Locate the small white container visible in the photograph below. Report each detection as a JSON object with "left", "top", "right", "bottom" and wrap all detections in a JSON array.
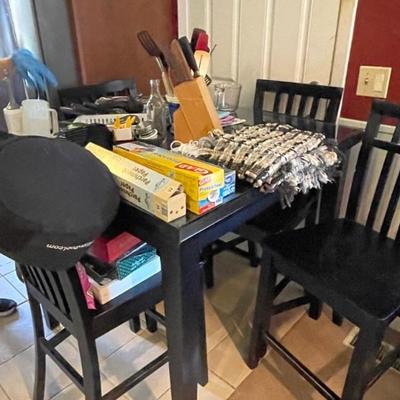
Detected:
[
  {"left": 21, "top": 99, "right": 59, "bottom": 137},
  {"left": 3, "top": 107, "right": 23, "bottom": 134},
  {"left": 113, "top": 127, "right": 133, "bottom": 142}
]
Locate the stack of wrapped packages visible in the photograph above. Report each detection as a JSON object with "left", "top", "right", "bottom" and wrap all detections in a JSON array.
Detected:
[
  {"left": 171, "top": 123, "right": 342, "bottom": 206},
  {"left": 80, "top": 232, "right": 160, "bottom": 305}
]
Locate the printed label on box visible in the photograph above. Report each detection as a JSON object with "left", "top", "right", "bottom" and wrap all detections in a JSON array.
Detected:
[{"left": 86, "top": 143, "right": 186, "bottom": 222}]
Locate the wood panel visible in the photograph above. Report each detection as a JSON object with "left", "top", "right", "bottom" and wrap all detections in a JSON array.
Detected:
[
  {"left": 69, "top": 0, "right": 177, "bottom": 94},
  {"left": 303, "top": 0, "right": 341, "bottom": 84},
  {"left": 269, "top": 0, "right": 305, "bottom": 82},
  {"left": 178, "top": 0, "right": 355, "bottom": 109},
  {"left": 238, "top": 0, "right": 272, "bottom": 107}
]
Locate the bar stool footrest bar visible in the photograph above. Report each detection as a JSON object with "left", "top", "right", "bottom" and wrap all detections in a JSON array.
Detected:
[{"left": 264, "top": 333, "right": 340, "bottom": 400}]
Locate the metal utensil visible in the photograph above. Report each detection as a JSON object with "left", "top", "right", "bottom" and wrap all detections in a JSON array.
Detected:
[{"left": 137, "top": 31, "right": 174, "bottom": 96}]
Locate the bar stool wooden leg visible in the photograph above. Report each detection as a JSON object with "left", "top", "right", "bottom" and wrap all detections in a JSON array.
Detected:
[
  {"left": 342, "top": 322, "right": 385, "bottom": 400},
  {"left": 247, "top": 255, "right": 277, "bottom": 369},
  {"left": 130, "top": 316, "right": 142, "bottom": 333},
  {"left": 145, "top": 308, "right": 158, "bottom": 333},
  {"left": 248, "top": 240, "right": 259, "bottom": 267},
  {"left": 30, "top": 297, "right": 46, "bottom": 400},
  {"left": 79, "top": 336, "right": 101, "bottom": 400},
  {"left": 332, "top": 311, "right": 344, "bottom": 326},
  {"left": 308, "top": 294, "right": 323, "bottom": 320}
]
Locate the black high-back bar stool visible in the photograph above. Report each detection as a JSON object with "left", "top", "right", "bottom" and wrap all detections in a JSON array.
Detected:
[
  {"left": 21, "top": 262, "right": 165, "bottom": 400},
  {"left": 204, "top": 79, "right": 344, "bottom": 325},
  {"left": 248, "top": 99, "right": 400, "bottom": 400},
  {"left": 204, "top": 79, "right": 343, "bottom": 286},
  {"left": 253, "top": 78, "right": 343, "bottom": 135}
]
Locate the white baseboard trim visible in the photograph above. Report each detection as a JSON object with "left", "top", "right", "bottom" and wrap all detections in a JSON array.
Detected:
[{"left": 340, "top": 117, "right": 395, "bottom": 135}]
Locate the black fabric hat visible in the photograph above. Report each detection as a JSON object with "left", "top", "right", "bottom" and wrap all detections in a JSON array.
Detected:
[{"left": 0, "top": 132, "right": 120, "bottom": 270}]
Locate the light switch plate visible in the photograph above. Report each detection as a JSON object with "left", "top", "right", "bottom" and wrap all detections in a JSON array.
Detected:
[{"left": 356, "top": 66, "right": 392, "bottom": 98}]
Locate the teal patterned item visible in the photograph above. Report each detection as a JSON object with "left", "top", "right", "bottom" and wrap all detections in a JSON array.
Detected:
[{"left": 116, "top": 244, "right": 157, "bottom": 279}]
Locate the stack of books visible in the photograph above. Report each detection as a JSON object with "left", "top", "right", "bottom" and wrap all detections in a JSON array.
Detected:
[{"left": 81, "top": 232, "right": 161, "bottom": 305}]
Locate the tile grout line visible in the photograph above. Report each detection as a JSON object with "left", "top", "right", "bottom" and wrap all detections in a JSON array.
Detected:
[
  {"left": 0, "top": 383, "right": 10, "bottom": 400},
  {"left": 0, "top": 263, "right": 16, "bottom": 276},
  {"left": 206, "top": 331, "right": 229, "bottom": 354},
  {"left": 156, "top": 387, "right": 170, "bottom": 399},
  {"left": 47, "top": 373, "right": 112, "bottom": 400},
  {"left": 277, "top": 309, "right": 307, "bottom": 342},
  {"left": 0, "top": 343, "right": 34, "bottom": 368},
  {"left": 209, "top": 369, "right": 237, "bottom": 391},
  {"left": 97, "top": 331, "right": 145, "bottom": 366},
  {"left": 2, "top": 273, "right": 28, "bottom": 301},
  {"left": 205, "top": 311, "right": 308, "bottom": 393}
]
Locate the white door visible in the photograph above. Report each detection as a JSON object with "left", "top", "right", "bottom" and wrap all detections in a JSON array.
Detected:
[{"left": 178, "top": 0, "right": 358, "bottom": 108}]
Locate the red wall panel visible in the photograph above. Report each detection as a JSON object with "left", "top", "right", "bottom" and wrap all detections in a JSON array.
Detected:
[
  {"left": 341, "top": 0, "right": 400, "bottom": 121},
  {"left": 69, "top": 0, "right": 177, "bottom": 95}
]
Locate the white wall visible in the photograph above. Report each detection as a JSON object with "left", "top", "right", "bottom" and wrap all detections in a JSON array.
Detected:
[
  {"left": 9, "top": 0, "right": 79, "bottom": 88},
  {"left": 9, "top": 0, "right": 42, "bottom": 59},
  {"left": 178, "top": 0, "right": 358, "bottom": 108}
]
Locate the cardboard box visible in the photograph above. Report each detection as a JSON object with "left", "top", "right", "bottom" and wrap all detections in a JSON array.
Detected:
[
  {"left": 90, "top": 232, "right": 142, "bottom": 263},
  {"left": 114, "top": 142, "right": 224, "bottom": 215},
  {"left": 223, "top": 168, "right": 236, "bottom": 198},
  {"left": 90, "top": 254, "right": 161, "bottom": 305},
  {"left": 86, "top": 143, "right": 186, "bottom": 222}
]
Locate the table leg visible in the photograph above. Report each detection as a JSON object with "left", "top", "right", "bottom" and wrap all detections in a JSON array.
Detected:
[
  {"left": 160, "top": 241, "right": 208, "bottom": 400},
  {"left": 197, "top": 261, "right": 208, "bottom": 386}
]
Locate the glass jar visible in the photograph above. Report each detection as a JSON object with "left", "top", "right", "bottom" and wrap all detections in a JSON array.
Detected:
[{"left": 211, "top": 80, "right": 242, "bottom": 112}]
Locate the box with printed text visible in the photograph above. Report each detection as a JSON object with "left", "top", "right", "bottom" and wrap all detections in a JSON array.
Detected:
[
  {"left": 86, "top": 143, "right": 186, "bottom": 222},
  {"left": 114, "top": 142, "right": 225, "bottom": 215}
]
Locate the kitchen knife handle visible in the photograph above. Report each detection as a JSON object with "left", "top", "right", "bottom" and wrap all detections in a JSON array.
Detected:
[
  {"left": 178, "top": 36, "right": 199, "bottom": 77},
  {"left": 169, "top": 39, "right": 194, "bottom": 86}
]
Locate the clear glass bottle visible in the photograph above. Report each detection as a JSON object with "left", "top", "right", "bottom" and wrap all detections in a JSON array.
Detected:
[{"left": 145, "top": 79, "right": 168, "bottom": 145}]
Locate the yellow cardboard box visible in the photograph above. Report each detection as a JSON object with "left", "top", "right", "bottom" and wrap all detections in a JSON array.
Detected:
[
  {"left": 114, "top": 142, "right": 224, "bottom": 215},
  {"left": 86, "top": 143, "right": 186, "bottom": 222}
]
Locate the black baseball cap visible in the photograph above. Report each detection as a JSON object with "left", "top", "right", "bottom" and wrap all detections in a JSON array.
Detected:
[{"left": 0, "top": 132, "right": 120, "bottom": 270}]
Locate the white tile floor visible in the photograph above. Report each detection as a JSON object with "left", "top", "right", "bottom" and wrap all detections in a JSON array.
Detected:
[{"left": 0, "top": 252, "right": 305, "bottom": 400}]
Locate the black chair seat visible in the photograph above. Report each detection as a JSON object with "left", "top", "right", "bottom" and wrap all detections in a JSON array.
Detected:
[
  {"left": 249, "top": 100, "right": 400, "bottom": 400},
  {"left": 266, "top": 219, "right": 400, "bottom": 322}
]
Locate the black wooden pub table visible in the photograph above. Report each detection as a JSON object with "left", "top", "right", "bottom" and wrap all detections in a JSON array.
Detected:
[
  {"left": 115, "top": 184, "right": 280, "bottom": 399},
  {"left": 113, "top": 114, "right": 361, "bottom": 400}
]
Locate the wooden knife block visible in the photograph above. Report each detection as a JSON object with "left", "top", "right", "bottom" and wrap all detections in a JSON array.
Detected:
[{"left": 173, "top": 76, "right": 222, "bottom": 142}]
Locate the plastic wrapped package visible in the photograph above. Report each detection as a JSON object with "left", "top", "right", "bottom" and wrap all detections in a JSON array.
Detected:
[{"left": 170, "top": 123, "right": 342, "bottom": 207}]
